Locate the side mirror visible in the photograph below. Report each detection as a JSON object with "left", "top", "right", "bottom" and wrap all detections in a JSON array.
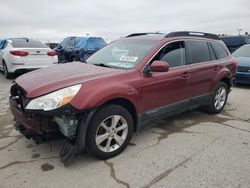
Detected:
[{"left": 150, "top": 60, "right": 169, "bottom": 72}]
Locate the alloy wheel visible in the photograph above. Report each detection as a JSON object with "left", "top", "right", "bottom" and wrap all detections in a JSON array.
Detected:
[
  {"left": 214, "top": 87, "right": 227, "bottom": 110},
  {"left": 95, "top": 115, "right": 128, "bottom": 153}
]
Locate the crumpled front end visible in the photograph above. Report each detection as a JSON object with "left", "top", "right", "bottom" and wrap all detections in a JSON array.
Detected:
[{"left": 9, "top": 83, "right": 82, "bottom": 143}]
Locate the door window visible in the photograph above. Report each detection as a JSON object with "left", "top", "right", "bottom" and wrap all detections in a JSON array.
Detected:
[
  {"left": 66, "top": 39, "right": 75, "bottom": 48},
  {"left": 153, "top": 41, "right": 186, "bottom": 68},
  {"left": 86, "top": 38, "right": 106, "bottom": 49},
  {"left": 187, "top": 40, "right": 210, "bottom": 64}
]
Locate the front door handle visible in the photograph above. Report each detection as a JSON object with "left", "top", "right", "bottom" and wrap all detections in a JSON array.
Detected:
[{"left": 181, "top": 72, "right": 190, "bottom": 78}]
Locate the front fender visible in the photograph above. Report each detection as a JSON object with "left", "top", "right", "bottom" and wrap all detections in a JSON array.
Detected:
[{"left": 70, "top": 81, "right": 141, "bottom": 113}]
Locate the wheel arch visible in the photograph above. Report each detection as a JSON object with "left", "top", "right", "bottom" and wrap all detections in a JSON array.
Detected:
[
  {"left": 101, "top": 97, "right": 138, "bottom": 132},
  {"left": 220, "top": 77, "right": 231, "bottom": 90}
]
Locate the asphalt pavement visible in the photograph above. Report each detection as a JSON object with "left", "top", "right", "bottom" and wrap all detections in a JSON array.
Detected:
[{"left": 0, "top": 73, "right": 249, "bottom": 188}]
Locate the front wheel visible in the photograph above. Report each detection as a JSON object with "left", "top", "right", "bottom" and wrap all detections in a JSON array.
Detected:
[
  {"left": 205, "top": 82, "right": 229, "bottom": 113},
  {"left": 86, "top": 104, "right": 134, "bottom": 159}
]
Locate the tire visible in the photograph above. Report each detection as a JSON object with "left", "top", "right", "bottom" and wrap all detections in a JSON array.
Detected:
[
  {"left": 205, "top": 82, "right": 229, "bottom": 114},
  {"left": 3, "top": 61, "right": 12, "bottom": 79},
  {"left": 71, "top": 57, "right": 77, "bottom": 62},
  {"left": 86, "top": 104, "right": 134, "bottom": 159}
]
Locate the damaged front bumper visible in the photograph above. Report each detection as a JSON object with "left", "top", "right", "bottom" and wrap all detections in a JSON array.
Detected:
[
  {"left": 9, "top": 83, "right": 95, "bottom": 164},
  {"left": 9, "top": 95, "right": 84, "bottom": 143}
]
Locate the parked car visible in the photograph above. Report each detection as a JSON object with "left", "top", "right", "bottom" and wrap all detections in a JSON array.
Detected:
[
  {"left": 10, "top": 31, "right": 236, "bottom": 163},
  {"left": 0, "top": 38, "right": 58, "bottom": 78},
  {"left": 54, "top": 36, "right": 78, "bottom": 63},
  {"left": 232, "top": 44, "right": 250, "bottom": 84},
  {"left": 220, "top": 35, "right": 250, "bottom": 53},
  {"left": 78, "top": 37, "right": 107, "bottom": 62},
  {"left": 55, "top": 36, "right": 106, "bottom": 63}
]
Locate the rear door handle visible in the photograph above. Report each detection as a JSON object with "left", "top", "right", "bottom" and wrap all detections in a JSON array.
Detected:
[{"left": 181, "top": 72, "right": 190, "bottom": 78}]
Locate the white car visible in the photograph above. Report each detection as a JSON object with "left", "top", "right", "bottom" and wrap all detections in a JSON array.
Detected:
[{"left": 0, "top": 38, "right": 58, "bottom": 78}]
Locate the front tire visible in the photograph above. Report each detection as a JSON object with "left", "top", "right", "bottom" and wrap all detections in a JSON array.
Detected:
[
  {"left": 86, "top": 104, "right": 134, "bottom": 159},
  {"left": 205, "top": 82, "right": 229, "bottom": 113}
]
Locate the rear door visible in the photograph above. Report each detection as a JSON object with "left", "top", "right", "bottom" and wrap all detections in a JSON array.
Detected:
[
  {"left": 186, "top": 40, "right": 217, "bottom": 105},
  {"left": 142, "top": 41, "right": 192, "bottom": 121}
]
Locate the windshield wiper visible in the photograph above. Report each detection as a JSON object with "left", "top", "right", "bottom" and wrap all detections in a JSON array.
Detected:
[{"left": 93, "top": 63, "right": 111, "bottom": 68}]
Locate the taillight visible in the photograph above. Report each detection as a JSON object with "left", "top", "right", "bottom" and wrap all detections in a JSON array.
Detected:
[
  {"left": 47, "top": 51, "right": 57, "bottom": 56},
  {"left": 10, "top": 50, "right": 29, "bottom": 57}
]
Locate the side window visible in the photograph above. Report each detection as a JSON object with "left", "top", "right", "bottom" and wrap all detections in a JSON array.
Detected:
[
  {"left": 66, "top": 39, "right": 75, "bottom": 48},
  {"left": 154, "top": 41, "right": 186, "bottom": 68},
  {"left": 211, "top": 42, "right": 228, "bottom": 59},
  {"left": 208, "top": 43, "right": 216, "bottom": 60},
  {"left": 187, "top": 40, "right": 210, "bottom": 64},
  {"left": 86, "top": 38, "right": 106, "bottom": 49},
  {"left": 60, "top": 39, "right": 68, "bottom": 48}
]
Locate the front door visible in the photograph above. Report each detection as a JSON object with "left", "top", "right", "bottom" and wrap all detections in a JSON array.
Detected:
[{"left": 142, "top": 41, "right": 192, "bottom": 122}]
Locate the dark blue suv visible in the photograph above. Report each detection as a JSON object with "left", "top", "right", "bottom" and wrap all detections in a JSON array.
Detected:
[
  {"left": 220, "top": 35, "right": 250, "bottom": 53},
  {"left": 55, "top": 36, "right": 106, "bottom": 63}
]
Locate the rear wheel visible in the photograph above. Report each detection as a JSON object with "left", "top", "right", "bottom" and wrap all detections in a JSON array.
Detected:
[
  {"left": 2, "top": 61, "right": 12, "bottom": 79},
  {"left": 205, "top": 82, "right": 229, "bottom": 113},
  {"left": 86, "top": 104, "right": 133, "bottom": 159}
]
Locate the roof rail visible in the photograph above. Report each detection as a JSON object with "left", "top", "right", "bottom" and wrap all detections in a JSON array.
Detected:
[
  {"left": 126, "top": 32, "right": 164, "bottom": 38},
  {"left": 165, "top": 31, "right": 219, "bottom": 40}
]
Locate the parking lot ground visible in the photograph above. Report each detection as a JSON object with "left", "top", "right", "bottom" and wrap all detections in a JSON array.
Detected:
[{"left": 0, "top": 73, "right": 250, "bottom": 188}]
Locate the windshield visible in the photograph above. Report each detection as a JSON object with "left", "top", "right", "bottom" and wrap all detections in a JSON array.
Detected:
[
  {"left": 86, "top": 39, "right": 158, "bottom": 69},
  {"left": 233, "top": 45, "right": 250, "bottom": 58}
]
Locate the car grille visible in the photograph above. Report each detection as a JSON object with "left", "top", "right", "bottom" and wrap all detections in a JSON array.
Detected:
[
  {"left": 10, "top": 84, "right": 29, "bottom": 111},
  {"left": 237, "top": 66, "right": 250, "bottom": 72}
]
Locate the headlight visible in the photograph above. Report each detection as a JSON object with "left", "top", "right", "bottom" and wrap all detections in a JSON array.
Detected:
[{"left": 25, "top": 84, "right": 82, "bottom": 111}]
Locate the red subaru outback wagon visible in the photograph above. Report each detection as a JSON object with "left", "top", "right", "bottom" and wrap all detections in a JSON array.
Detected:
[{"left": 10, "top": 31, "right": 236, "bottom": 162}]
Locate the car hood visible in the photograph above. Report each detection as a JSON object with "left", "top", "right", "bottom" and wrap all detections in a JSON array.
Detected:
[
  {"left": 235, "top": 57, "right": 250, "bottom": 67},
  {"left": 15, "top": 62, "right": 123, "bottom": 98}
]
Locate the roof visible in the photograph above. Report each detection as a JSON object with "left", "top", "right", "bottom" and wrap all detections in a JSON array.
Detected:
[{"left": 125, "top": 31, "right": 220, "bottom": 41}]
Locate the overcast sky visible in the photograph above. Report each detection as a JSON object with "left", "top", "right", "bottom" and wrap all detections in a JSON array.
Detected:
[{"left": 0, "top": 0, "right": 249, "bottom": 42}]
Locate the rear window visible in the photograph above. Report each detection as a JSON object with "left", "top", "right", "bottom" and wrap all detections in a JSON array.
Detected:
[
  {"left": 211, "top": 42, "right": 228, "bottom": 59},
  {"left": 187, "top": 40, "right": 210, "bottom": 64},
  {"left": 11, "top": 41, "right": 48, "bottom": 48}
]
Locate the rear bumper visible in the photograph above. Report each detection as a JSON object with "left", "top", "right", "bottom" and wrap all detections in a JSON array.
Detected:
[
  {"left": 8, "top": 64, "right": 58, "bottom": 73},
  {"left": 235, "top": 72, "right": 250, "bottom": 84}
]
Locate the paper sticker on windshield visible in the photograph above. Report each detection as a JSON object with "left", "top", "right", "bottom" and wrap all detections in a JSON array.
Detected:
[{"left": 119, "top": 56, "right": 138, "bottom": 62}]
